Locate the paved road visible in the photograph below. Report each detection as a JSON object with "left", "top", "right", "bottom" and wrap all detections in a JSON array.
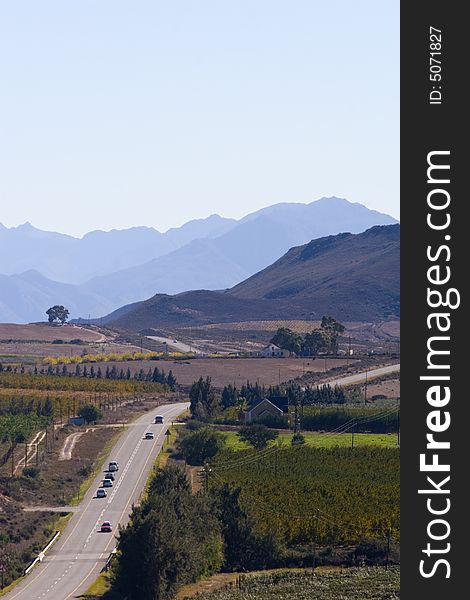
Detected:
[
  {"left": 4, "top": 402, "right": 188, "bottom": 600},
  {"left": 146, "top": 335, "right": 202, "bottom": 354},
  {"left": 325, "top": 363, "right": 400, "bottom": 387}
]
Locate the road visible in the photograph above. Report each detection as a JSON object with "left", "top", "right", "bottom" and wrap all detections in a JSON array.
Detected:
[
  {"left": 146, "top": 335, "right": 202, "bottom": 354},
  {"left": 325, "top": 363, "right": 400, "bottom": 387},
  {"left": 4, "top": 402, "right": 188, "bottom": 600}
]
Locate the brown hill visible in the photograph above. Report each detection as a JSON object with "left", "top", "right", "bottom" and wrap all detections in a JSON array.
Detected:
[{"left": 107, "top": 225, "right": 399, "bottom": 331}]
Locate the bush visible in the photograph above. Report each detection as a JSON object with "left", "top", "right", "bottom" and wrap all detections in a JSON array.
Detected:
[
  {"left": 238, "top": 424, "right": 278, "bottom": 450},
  {"left": 22, "top": 466, "right": 40, "bottom": 478},
  {"left": 178, "top": 428, "right": 226, "bottom": 465},
  {"left": 77, "top": 404, "right": 102, "bottom": 423},
  {"left": 291, "top": 432, "right": 305, "bottom": 446}
]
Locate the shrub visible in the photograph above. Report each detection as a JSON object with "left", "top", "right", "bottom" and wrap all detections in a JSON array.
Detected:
[
  {"left": 22, "top": 466, "right": 40, "bottom": 478},
  {"left": 178, "top": 428, "right": 226, "bottom": 465}
]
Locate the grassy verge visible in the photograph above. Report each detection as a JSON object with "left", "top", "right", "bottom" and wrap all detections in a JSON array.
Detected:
[
  {"left": 0, "top": 512, "right": 74, "bottom": 597},
  {"left": 222, "top": 430, "right": 399, "bottom": 450},
  {"left": 70, "top": 427, "right": 126, "bottom": 506}
]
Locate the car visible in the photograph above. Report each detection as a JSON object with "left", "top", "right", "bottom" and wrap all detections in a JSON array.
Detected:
[
  {"left": 96, "top": 489, "right": 107, "bottom": 498},
  {"left": 154, "top": 415, "right": 164, "bottom": 424},
  {"left": 102, "top": 479, "right": 113, "bottom": 488},
  {"left": 173, "top": 339, "right": 178, "bottom": 343},
  {"left": 144, "top": 432, "right": 154, "bottom": 440},
  {"left": 104, "top": 472, "right": 115, "bottom": 481},
  {"left": 100, "top": 521, "right": 112, "bottom": 533},
  {"left": 108, "top": 461, "right": 119, "bottom": 472}
]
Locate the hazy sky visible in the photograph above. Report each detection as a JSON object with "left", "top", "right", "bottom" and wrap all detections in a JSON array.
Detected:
[{"left": 0, "top": 1, "right": 399, "bottom": 237}]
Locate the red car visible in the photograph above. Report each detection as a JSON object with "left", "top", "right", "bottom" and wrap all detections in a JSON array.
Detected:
[{"left": 100, "top": 521, "right": 112, "bottom": 533}]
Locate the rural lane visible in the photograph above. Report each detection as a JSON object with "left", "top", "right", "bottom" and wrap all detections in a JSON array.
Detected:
[
  {"left": 4, "top": 402, "right": 188, "bottom": 600},
  {"left": 146, "top": 335, "right": 202, "bottom": 354},
  {"left": 325, "top": 363, "right": 400, "bottom": 387}
]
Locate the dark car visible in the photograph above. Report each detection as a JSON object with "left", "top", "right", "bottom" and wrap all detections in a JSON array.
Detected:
[
  {"left": 100, "top": 521, "right": 112, "bottom": 533},
  {"left": 104, "top": 472, "right": 115, "bottom": 481}
]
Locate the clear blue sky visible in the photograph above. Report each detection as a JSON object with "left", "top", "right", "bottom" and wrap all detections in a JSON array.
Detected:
[{"left": 0, "top": 1, "right": 399, "bottom": 237}]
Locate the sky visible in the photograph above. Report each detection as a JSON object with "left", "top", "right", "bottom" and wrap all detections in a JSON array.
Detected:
[{"left": 0, "top": 1, "right": 399, "bottom": 237}]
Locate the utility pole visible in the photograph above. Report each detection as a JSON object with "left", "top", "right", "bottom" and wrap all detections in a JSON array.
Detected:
[
  {"left": 364, "top": 370, "right": 368, "bottom": 404},
  {"left": 203, "top": 462, "right": 211, "bottom": 493},
  {"left": 312, "top": 509, "right": 319, "bottom": 572},
  {"left": 385, "top": 527, "right": 392, "bottom": 570}
]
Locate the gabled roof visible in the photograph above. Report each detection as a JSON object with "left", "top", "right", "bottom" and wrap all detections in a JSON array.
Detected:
[{"left": 246, "top": 398, "right": 284, "bottom": 417}]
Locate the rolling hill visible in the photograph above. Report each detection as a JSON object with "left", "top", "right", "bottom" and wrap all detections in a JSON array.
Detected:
[{"left": 105, "top": 224, "right": 400, "bottom": 331}]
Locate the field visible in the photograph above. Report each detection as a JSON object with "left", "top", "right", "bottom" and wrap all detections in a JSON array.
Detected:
[
  {"left": 0, "top": 323, "right": 143, "bottom": 364},
  {"left": 73, "top": 357, "right": 352, "bottom": 389},
  {"left": 180, "top": 568, "right": 400, "bottom": 600},
  {"left": 211, "top": 445, "right": 400, "bottom": 545},
  {"left": 222, "top": 431, "right": 399, "bottom": 450}
]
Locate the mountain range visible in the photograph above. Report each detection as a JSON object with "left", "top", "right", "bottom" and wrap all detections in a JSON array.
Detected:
[
  {"left": 97, "top": 224, "right": 400, "bottom": 331},
  {"left": 0, "top": 198, "right": 398, "bottom": 323}
]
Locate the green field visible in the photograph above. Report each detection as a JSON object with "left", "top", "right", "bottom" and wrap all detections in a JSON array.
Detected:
[
  {"left": 183, "top": 568, "right": 400, "bottom": 600},
  {"left": 222, "top": 430, "right": 399, "bottom": 450}
]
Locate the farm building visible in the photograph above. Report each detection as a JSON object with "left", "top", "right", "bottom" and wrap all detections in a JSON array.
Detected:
[
  {"left": 245, "top": 396, "right": 289, "bottom": 424},
  {"left": 259, "top": 343, "right": 291, "bottom": 358}
]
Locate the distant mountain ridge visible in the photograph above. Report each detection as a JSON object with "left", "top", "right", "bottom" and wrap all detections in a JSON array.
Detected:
[
  {"left": 103, "top": 224, "right": 400, "bottom": 331},
  {"left": 0, "top": 198, "right": 398, "bottom": 322}
]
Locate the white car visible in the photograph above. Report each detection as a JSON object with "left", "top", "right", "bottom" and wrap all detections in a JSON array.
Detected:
[{"left": 102, "top": 479, "right": 113, "bottom": 488}]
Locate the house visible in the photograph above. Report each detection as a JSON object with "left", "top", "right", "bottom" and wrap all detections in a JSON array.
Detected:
[
  {"left": 259, "top": 343, "right": 290, "bottom": 358},
  {"left": 245, "top": 396, "right": 289, "bottom": 424}
]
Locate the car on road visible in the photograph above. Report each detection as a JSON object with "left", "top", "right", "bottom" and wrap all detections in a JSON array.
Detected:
[
  {"left": 100, "top": 521, "right": 112, "bottom": 533},
  {"left": 102, "top": 479, "right": 113, "bottom": 488},
  {"left": 154, "top": 415, "right": 164, "bottom": 424},
  {"left": 173, "top": 339, "right": 178, "bottom": 343},
  {"left": 96, "top": 489, "right": 107, "bottom": 498},
  {"left": 104, "top": 472, "right": 115, "bottom": 481},
  {"left": 108, "top": 461, "right": 119, "bottom": 472},
  {"left": 144, "top": 431, "right": 154, "bottom": 440}
]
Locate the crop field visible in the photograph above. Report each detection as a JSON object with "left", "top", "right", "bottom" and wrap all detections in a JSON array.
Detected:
[
  {"left": 222, "top": 431, "right": 399, "bottom": 450},
  {"left": 211, "top": 446, "right": 400, "bottom": 545},
  {"left": 182, "top": 568, "right": 400, "bottom": 600}
]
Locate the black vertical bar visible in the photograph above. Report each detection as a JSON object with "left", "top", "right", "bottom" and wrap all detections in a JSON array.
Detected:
[{"left": 401, "top": 2, "right": 466, "bottom": 598}]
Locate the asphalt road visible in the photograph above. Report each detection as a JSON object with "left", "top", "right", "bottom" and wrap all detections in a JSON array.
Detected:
[
  {"left": 146, "top": 335, "right": 202, "bottom": 354},
  {"left": 325, "top": 363, "right": 400, "bottom": 387},
  {"left": 4, "top": 402, "right": 188, "bottom": 600}
]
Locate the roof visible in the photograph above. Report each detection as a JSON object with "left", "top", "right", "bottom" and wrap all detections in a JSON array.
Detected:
[
  {"left": 246, "top": 398, "right": 284, "bottom": 417},
  {"left": 267, "top": 395, "right": 289, "bottom": 412}
]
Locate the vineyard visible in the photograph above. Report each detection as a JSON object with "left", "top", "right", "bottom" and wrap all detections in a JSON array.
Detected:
[
  {"left": 211, "top": 445, "right": 400, "bottom": 546},
  {"left": 182, "top": 568, "right": 400, "bottom": 600}
]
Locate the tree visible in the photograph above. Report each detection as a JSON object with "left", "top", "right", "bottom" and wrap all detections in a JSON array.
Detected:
[
  {"left": 178, "top": 428, "right": 226, "bottom": 465},
  {"left": 46, "top": 305, "right": 70, "bottom": 325},
  {"left": 77, "top": 404, "right": 102, "bottom": 423},
  {"left": 189, "top": 377, "right": 219, "bottom": 419},
  {"left": 270, "top": 328, "right": 302, "bottom": 355},
  {"left": 320, "top": 315, "right": 345, "bottom": 354},
  {"left": 238, "top": 424, "right": 278, "bottom": 450},
  {"left": 115, "top": 467, "right": 222, "bottom": 600},
  {"left": 302, "top": 329, "right": 331, "bottom": 356}
]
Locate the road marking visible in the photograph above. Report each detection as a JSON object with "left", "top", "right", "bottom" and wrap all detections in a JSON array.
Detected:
[{"left": 7, "top": 404, "right": 185, "bottom": 600}]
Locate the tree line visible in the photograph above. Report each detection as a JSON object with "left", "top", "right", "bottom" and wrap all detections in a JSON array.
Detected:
[
  {"left": 113, "top": 465, "right": 283, "bottom": 600},
  {"left": 0, "top": 364, "right": 177, "bottom": 390}
]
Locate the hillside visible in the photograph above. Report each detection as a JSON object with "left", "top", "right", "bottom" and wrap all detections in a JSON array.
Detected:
[
  {"left": 0, "top": 199, "right": 397, "bottom": 322},
  {"left": 107, "top": 224, "right": 400, "bottom": 331}
]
